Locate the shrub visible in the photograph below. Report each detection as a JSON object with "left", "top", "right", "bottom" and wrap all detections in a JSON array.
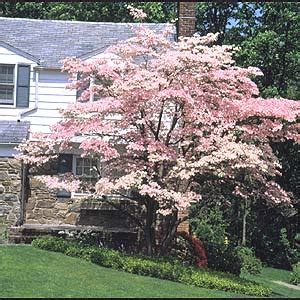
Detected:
[
  {"left": 65, "top": 245, "right": 97, "bottom": 261},
  {"left": 256, "top": 227, "right": 298, "bottom": 270},
  {"left": 190, "top": 206, "right": 242, "bottom": 275},
  {"left": 179, "top": 271, "right": 270, "bottom": 297},
  {"left": 90, "top": 248, "right": 124, "bottom": 269},
  {"left": 289, "top": 263, "right": 300, "bottom": 285},
  {"left": 32, "top": 236, "right": 70, "bottom": 253},
  {"left": 204, "top": 243, "right": 242, "bottom": 275},
  {"left": 58, "top": 229, "right": 102, "bottom": 247},
  {"left": 171, "top": 232, "right": 207, "bottom": 268},
  {"left": 236, "top": 246, "right": 262, "bottom": 275},
  {"left": 32, "top": 237, "right": 271, "bottom": 297},
  {"left": 190, "top": 207, "right": 228, "bottom": 245}
]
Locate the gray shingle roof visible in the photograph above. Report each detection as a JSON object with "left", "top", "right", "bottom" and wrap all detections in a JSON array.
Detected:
[
  {"left": 0, "top": 17, "right": 175, "bottom": 68},
  {"left": 0, "top": 121, "right": 30, "bottom": 144}
]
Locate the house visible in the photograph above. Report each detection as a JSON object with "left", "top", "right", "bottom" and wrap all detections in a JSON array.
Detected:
[{"left": 0, "top": 2, "right": 196, "bottom": 243}]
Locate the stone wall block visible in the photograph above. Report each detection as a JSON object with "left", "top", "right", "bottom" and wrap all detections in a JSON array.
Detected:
[
  {"left": 36, "top": 200, "right": 55, "bottom": 209},
  {"left": 65, "top": 212, "right": 78, "bottom": 224},
  {"left": 0, "top": 172, "right": 9, "bottom": 181},
  {"left": 43, "top": 208, "right": 59, "bottom": 218},
  {"left": 4, "top": 194, "right": 18, "bottom": 202},
  {"left": 55, "top": 202, "right": 69, "bottom": 211},
  {"left": 8, "top": 160, "right": 21, "bottom": 169},
  {"left": 25, "top": 201, "right": 35, "bottom": 211}
]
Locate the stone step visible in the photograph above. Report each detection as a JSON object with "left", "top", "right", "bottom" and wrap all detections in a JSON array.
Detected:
[{"left": 8, "top": 224, "right": 138, "bottom": 244}]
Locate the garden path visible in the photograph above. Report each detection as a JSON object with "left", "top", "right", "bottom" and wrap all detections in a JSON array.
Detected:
[{"left": 272, "top": 280, "right": 300, "bottom": 291}]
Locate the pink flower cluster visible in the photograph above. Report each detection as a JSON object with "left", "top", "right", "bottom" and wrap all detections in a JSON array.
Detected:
[{"left": 19, "top": 17, "right": 299, "bottom": 214}]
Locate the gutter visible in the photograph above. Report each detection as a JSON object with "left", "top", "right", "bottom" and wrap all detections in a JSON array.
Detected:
[
  {"left": 18, "top": 69, "right": 39, "bottom": 119},
  {"left": 33, "top": 66, "right": 62, "bottom": 71}
]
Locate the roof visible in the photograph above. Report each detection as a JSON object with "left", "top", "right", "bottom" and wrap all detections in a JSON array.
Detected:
[
  {"left": 0, "top": 121, "right": 30, "bottom": 144},
  {"left": 0, "top": 17, "right": 175, "bottom": 68}
]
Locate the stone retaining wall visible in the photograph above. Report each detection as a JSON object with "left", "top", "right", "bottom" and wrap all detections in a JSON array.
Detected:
[
  {"left": 0, "top": 157, "right": 21, "bottom": 227},
  {"left": 25, "top": 176, "right": 83, "bottom": 225},
  {"left": 25, "top": 175, "right": 135, "bottom": 230}
]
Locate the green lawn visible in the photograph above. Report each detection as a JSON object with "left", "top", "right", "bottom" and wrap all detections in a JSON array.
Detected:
[
  {"left": 1, "top": 245, "right": 298, "bottom": 298},
  {"left": 0, "top": 245, "right": 246, "bottom": 298},
  {"left": 242, "top": 267, "right": 300, "bottom": 298}
]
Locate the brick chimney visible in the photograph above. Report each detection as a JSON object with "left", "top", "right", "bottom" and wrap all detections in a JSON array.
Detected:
[
  {"left": 176, "top": 2, "right": 196, "bottom": 234},
  {"left": 177, "top": 2, "right": 196, "bottom": 38}
]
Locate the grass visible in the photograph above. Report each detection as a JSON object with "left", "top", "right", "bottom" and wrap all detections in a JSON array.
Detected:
[
  {"left": 0, "top": 245, "right": 247, "bottom": 298},
  {"left": 242, "top": 267, "right": 300, "bottom": 298}
]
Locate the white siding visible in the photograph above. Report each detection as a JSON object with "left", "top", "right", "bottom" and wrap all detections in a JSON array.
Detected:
[
  {"left": 0, "top": 46, "right": 35, "bottom": 65},
  {"left": 0, "top": 45, "right": 77, "bottom": 134}
]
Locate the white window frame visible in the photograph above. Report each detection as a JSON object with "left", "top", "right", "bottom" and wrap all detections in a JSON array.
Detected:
[
  {"left": 0, "top": 63, "right": 17, "bottom": 108},
  {"left": 71, "top": 155, "right": 101, "bottom": 198}
]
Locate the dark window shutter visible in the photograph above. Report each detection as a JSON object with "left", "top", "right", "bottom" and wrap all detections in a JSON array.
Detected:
[
  {"left": 76, "top": 72, "right": 83, "bottom": 101},
  {"left": 16, "top": 65, "right": 30, "bottom": 108},
  {"left": 76, "top": 87, "right": 83, "bottom": 100},
  {"left": 57, "top": 154, "right": 73, "bottom": 198},
  {"left": 58, "top": 154, "right": 73, "bottom": 174}
]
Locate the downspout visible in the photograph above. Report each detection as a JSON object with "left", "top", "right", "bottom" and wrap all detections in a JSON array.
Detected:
[
  {"left": 89, "top": 75, "right": 95, "bottom": 102},
  {"left": 18, "top": 162, "right": 28, "bottom": 226},
  {"left": 17, "top": 124, "right": 30, "bottom": 226},
  {"left": 18, "top": 68, "right": 39, "bottom": 120}
]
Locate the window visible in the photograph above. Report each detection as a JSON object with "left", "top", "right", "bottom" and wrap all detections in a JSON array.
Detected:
[
  {"left": 74, "top": 156, "right": 100, "bottom": 193},
  {"left": 0, "top": 64, "right": 15, "bottom": 105},
  {"left": 0, "top": 64, "right": 30, "bottom": 107}
]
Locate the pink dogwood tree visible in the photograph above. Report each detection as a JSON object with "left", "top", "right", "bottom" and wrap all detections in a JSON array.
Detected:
[{"left": 18, "top": 8, "right": 300, "bottom": 255}]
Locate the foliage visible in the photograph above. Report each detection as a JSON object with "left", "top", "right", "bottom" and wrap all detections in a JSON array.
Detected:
[
  {"left": 195, "top": 2, "right": 240, "bottom": 44},
  {"left": 195, "top": 3, "right": 300, "bottom": 100},
  {"left": 252, "top": 223, "right": 299, "bottom": 270},
  {"left": 32, "top": 236, "right": 271, "bottom": 296},
  {"left": 189, "top": 204, "right": 245, "bottom": 275},
  {"left": 31, "top": 235, "right": 70, "bottom": 252},
  {"left": 56, "top": 229, "right": 138, "bottom": 253},
  {"left": 190, "top": 208, "right": 262, "bottom": 275},
  {"left": 170, "top": 234, "right": 198, "bottom": 266},
  {"left": 0, "top": 2, "right": 176, "bottom": 23},
  {"left": 236, "top": 246, "right": 262, "bottom": 275},
  {"left": 180, "top": 271, "right": 269, "bottom": 297},
  {"left": 18, "top": 7, "right": 300, "bottom": 257},
  {"left": 190, "top": 206, "right": 228, "bottom": 245},
  {"left": 234, "top": 3, "right": 300, "bottom": 99},
  {"left": 170, "top": 232, "right": 208, "bottom": 268},
  {"left": 289, "top": 263, "right": 300, "bottom": 285},
  {"left": 204, "top": 243, "right": 242, "bottom": 276}
]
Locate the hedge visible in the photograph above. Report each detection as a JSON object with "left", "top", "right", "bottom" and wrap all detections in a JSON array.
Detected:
[{"left": 32, "top": 237, "right": 271, "bottom": 297}]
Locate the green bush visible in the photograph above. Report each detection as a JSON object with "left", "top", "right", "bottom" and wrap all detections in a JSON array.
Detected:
[
  {"left": 190, "top": 208, "right": 228, "bottom": 245},
  {"left": 90, "top": 248, "right": 124, "bottom": 269},
  {"left": 65, "top": 245, "right": 97, "bottom": 261},
  {"left": 180, "top": 271, "right": 269, "bottom": 297},
  {"left": 32, "top": 236, "right": 271, "bottom": 297},
  {"left": 190, "top": 206, "right": 242, "bottom": 275},
  {"left": 289, "top": 263, "right": 300, "bottom": 285},
  {"left": 32, "top": 236, "right": 70, "bottom": 253},
  {"left": 204, "top": 243, "right": 242, "bottom": 275},
  {"left": 236, "top": 246, "right": 262, "bottom": 275}
]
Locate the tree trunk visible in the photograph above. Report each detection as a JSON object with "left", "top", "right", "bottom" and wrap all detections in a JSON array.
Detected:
[
  {"left": 144, "top": 198, "right": 158, "bottom": 256},
  {"left": 158, "top": 210, "right": 178, "bottom": 256}
]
